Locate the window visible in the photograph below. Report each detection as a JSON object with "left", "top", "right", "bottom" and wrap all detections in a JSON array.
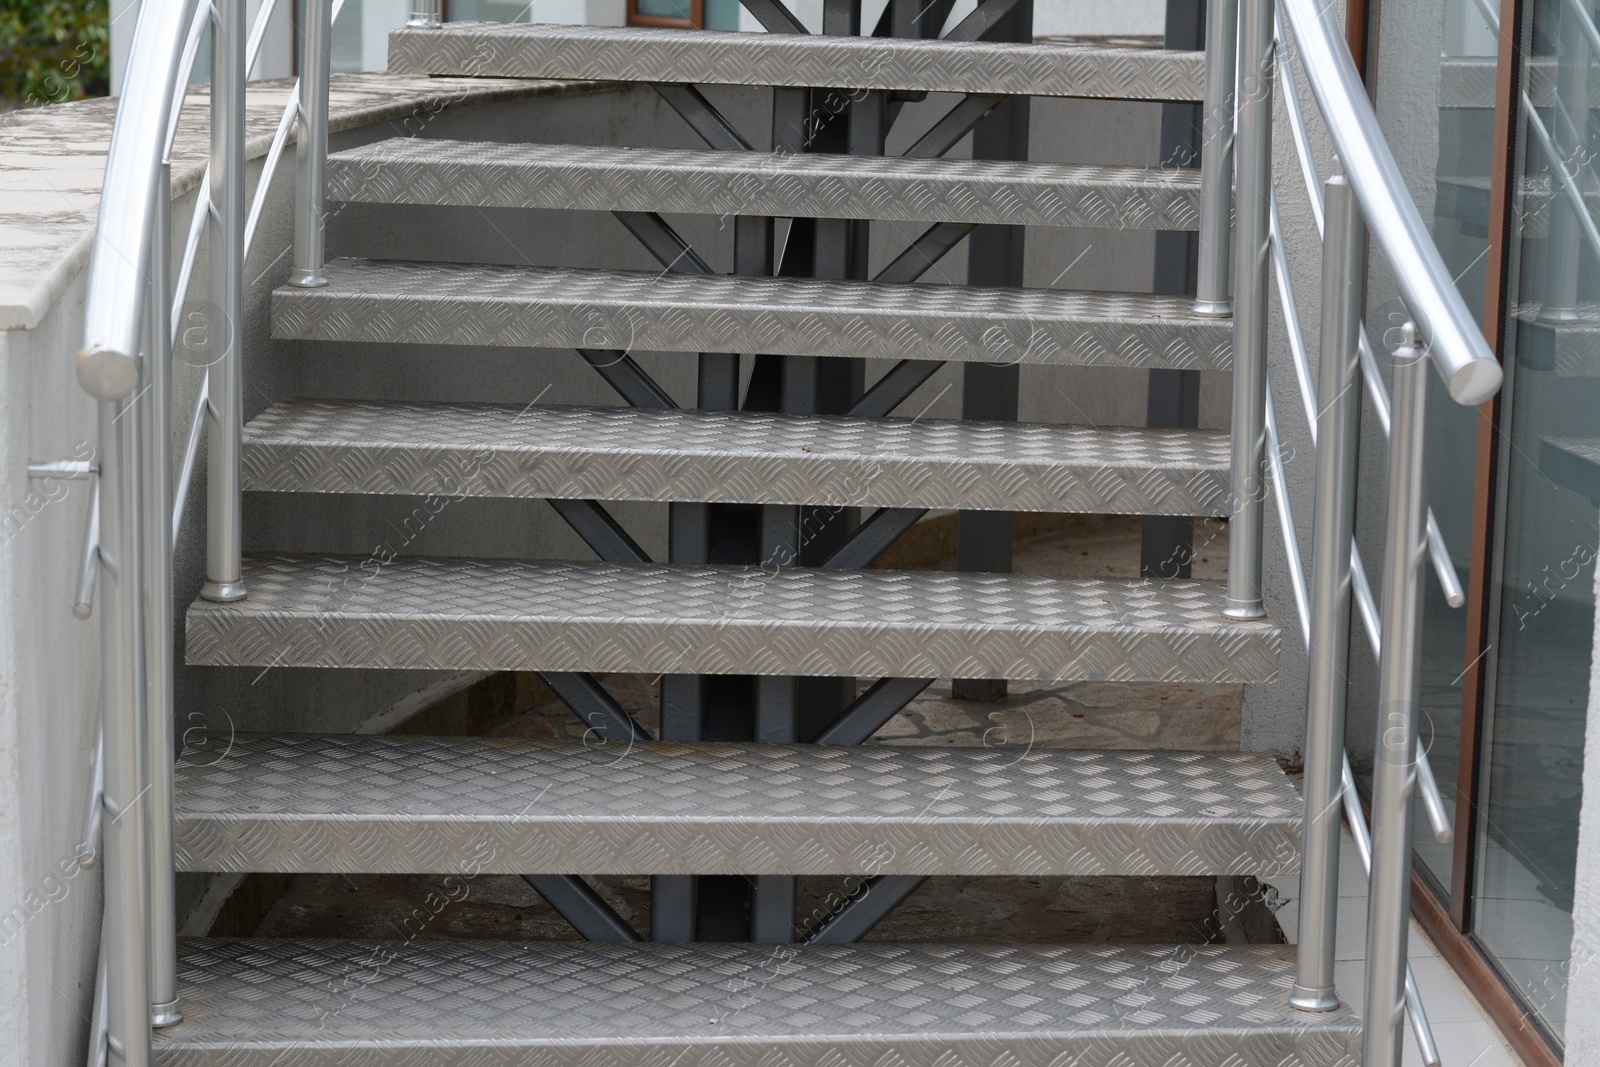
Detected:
[{"left": 628, "top": 0, "right": 703, "bottom": 28}]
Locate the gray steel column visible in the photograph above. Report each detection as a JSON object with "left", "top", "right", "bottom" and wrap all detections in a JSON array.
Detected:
[
  {"left": 1224, "top": 0, "right": 1272, "bottom": 620},
  {"left": 1195, "top": 0, "right": 1237, "bottom": 316},
  {"left": 100, "top": 397, "right": 151, "bottom": 1067},
  {"left": 955, "top": 0, "right": 1031, "bottom": 702},
  {"left": 143, "top": 161, "right": 181, "bottom": 1029},
  {"left": 200, "top": 0, "right": 246, "bottom": 603},
  {"left": 289, "top": 0, "right": 331, "bottom": 288},
  {"left": 1362, "top": 326, "right": 1431, "bottom": 1067},
  {"left": 1290, "top": 167, "right": 1363, "bottom": 1012},
  {"left": 1143, "top": 0, "right": 1205, "bottom": 582}
]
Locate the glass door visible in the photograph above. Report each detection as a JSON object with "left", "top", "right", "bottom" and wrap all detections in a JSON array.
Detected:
[{"left": 1475, "top": 0, "right": 1599, "bottom": 1045}]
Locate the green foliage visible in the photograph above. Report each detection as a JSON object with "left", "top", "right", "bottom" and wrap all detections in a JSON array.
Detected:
[{"left": 1, "top": 0, "right": 111, "bottom": 110}]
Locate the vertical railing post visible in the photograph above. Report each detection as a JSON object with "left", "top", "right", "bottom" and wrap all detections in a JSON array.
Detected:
[
  {"left": 1291, "top": 163, "right": 1364, "bottom": 1012},
  {"left": 1195, "top": 0, "right": 1238, "bottom": 317},
  {"left": 143, "top": 157, "right": 182, "bottom": 1029},
  {"left": 408, "top": 0, "right": 442, "bottom": 26},
  {"left": 200, "top": 0, "right": 246, "bottom": 602},
  {"left": 1363, "top": 324, "right": 1432, "bottom": 1067},
  {"left": 1537, "top": 0, "right": 1589, "bottom": 324},
  {"left": 1225, "top": 0, "right": 1274, "bottom": 620},
  {"left": 289, "top": 0, "right": 332, "bottom": 288},
  {"left": 99, "top": 393, "right": 151, "bottom": 1067}
]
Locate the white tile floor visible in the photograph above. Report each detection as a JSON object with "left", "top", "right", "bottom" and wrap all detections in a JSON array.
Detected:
[{"left": 1264, "top": 834, "right": 1525, "bottom": 1067}]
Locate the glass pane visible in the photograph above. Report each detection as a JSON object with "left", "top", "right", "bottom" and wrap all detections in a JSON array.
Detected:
[
  {"left": 450, "top": 0, "right": 533, "bottom": 21},
  {"left": 1476, "top": 0, "right": 1598, "bottom": 1047},
  {"left": 704, "top": 0, "right": 740, "bottom": 30},
  {"left": 328, "top": 0, "right": 364, "bottom": 75},
  {"left": 1352, "top": 0, "right": 1499, "bottom": 889},
  {"left": 634, "top": 0, "right": 696, "bottom": 19}
]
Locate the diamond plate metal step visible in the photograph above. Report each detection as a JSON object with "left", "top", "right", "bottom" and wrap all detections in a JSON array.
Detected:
[
  {"left": 274, "top": 259, "right": 1231, "bottom": 370},
  {"left": 186, "top": 556, "right": 1280, "bottom": 682},
  {"left": 242, "top": 399, "right": 1232, "bottom": 517},
  {"left": 1541, "top": 435, "right": 1600, "bottom": 500},
  {"left": 327, "top": 139, "right": 1201, "bottom": 229},
  {"left": 1515, "top": 303, "right": 1600, "bottom": 377},
  {"left": 387, "top": 22, "right": 1205, "bottom": 101},
  {"left": 153, "top": 939, "right": 1360, "bottom": 1067},
  {"left": 175, "top": 735, "right": 1300, "bottom": 876}
]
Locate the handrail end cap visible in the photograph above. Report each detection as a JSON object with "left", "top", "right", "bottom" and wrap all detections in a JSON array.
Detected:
[
  {"left": 1447, "top": 357, "right": 1502, "bottom": 407},
  {"left": 76, "top": 345, "right": 139, "bottom": 401}
]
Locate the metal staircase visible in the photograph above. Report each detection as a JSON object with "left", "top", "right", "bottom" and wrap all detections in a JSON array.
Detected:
[
  {"left": 170, "top": 6, "right": 1329, "bottom": 1063},
  {"left": 67, "top": 0, "right": 1507, "bottom": 1065}
]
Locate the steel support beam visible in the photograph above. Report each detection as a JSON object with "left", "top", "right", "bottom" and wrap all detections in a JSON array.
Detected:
[
  {"left": 814, "top": 677, "right": 934, "bottom": 745},
  {"left": 613, "top": 211, "right": 715, "bottom": 275},
  {"left": 904, "top": 94, "right": 1006, "bottom": 159},
  {"left": 820, "top": 508, "right": 926, "bottom": 569},
  {"left": 944, "top": 0, "right": 1026, "bottom": 42},
  {"left": 539, "top": 672, "right": 653, "bottom": 743},
  {"left": 548, "top": 498, "right": 651, "bottom": 565},
  {"left": 738, "top": 0, "right": 808, "bottom": 34},
  {"left": 522, "top": 875, "right": 642, "bottom": 943},
  {"left": 805, "top": 876, "right": 927, "bottom": 942},
  {"left": 654, "top": 83, "right": 753, "bottom": 151},
  {"left": 576, "top": 349, "right": 676, "bottom": 409}
]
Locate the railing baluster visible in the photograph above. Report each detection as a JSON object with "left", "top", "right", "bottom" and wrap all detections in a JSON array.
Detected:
[
  {"left": 99, "top": 391, "right": 151, "bottom": 1067},
  {"left": 1195, "top": 0, "right": 1237, "bottom": 317},
  {"left": 1225, "top": 0, "right": 1274, "bottom": 621},
  {"left": 1291, "top": 164, "right": 1364, "bottom": 1013},
  {"left": 200, "top": 0, "right": 247, "bottom": 603},
  {"left": 290, "top": 0, "right": 332, "bottom": 288},
  {"left": 1363, "top": 324, "right": 1432, "bottom": 1067},
  {"left": 409, "top": 0, "right": 442, "bottom": 27},
  {"left": 144, "top": 155, "right": 182, "bottom": 1030}
]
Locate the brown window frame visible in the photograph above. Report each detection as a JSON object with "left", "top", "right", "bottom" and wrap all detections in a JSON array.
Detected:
[{"left": 627, "top": 0, "right": 703, "bottom": 28}]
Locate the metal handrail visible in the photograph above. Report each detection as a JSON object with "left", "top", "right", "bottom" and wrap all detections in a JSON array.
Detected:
[
  {"left": 1248, "top": 8, "right": 1505, "bottom": 1067},
  {"left": 77, "top": 1, "right": 196, "bottom": 400},
  {"left": 1268, "top": 118, "right": 1455, "bottom": 845},
  {"left": 74, "top": 0, "right": 338, "bottom": 1058},
  {"left": 1278, "top": 0, "right": 1503, "bottom": 406},
  {"left": 1264, "top": 178, "right": 1445, "bottom": 1065}
]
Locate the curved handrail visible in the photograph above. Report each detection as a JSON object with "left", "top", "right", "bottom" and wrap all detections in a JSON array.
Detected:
[
  {"left": 1280, "top": 0, "right": 1503, "bottom": 406},
  {"left": 77, "top": 0, "right": 197, "bottom": 401}
]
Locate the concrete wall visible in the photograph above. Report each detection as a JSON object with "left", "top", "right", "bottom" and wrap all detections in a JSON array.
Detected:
[{"left": 0, "top": 275, "right": 105, "bottom": 1067}]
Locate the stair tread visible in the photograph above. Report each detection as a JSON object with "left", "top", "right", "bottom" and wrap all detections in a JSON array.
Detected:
[
  {"left": 387, "top": 22, "right": 1205, "bottom": 101},
  {"left": 242, "top": 398, "right": 1231, "bottom": 516},
  {"left": 154, "top": 939, "right": 1359, "bottom": 1065},
  {"left": 186, "top": 556, "right": 1279, "bottom": 682},
  {"left": 1540, "top": 434, "right": 1600, "bottom": 499},
  {"left": 274, "top": 258, "right": 1231, "bottom": 369},
  {"left": 175, "top": 735, "right": 1300, "bottom": 876},
  {"left": 1515, "top": 302, "right": 1600, "bottom": 377},
  {"left": 327, "top": 139, "right": 1201, "bottom": 229}
]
